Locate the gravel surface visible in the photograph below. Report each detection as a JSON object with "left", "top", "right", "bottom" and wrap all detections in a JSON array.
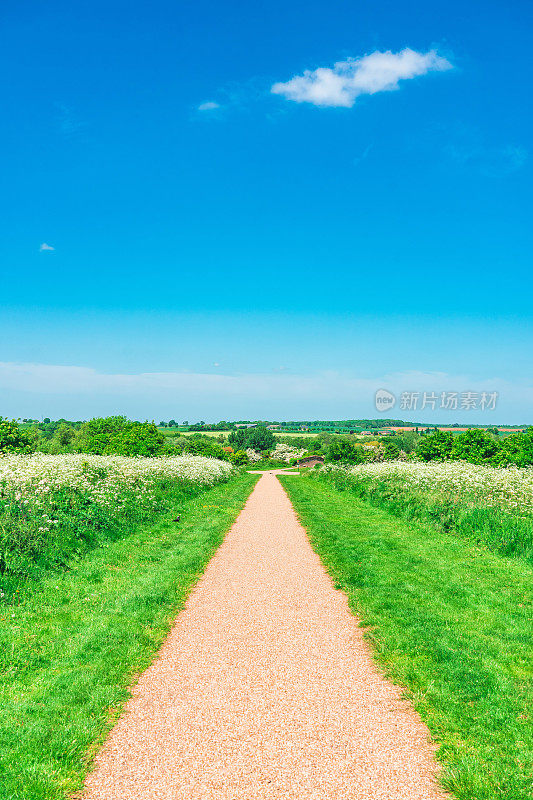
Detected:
[{"left": 84, "top": 472, "right": 446, "bottom": 799}]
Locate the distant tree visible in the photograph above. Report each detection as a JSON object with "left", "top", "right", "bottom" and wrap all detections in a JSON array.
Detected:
[
  {"left": 229, "top": 425, "right": 275, "bottom": 452},
  {"left": 510, "top": 428, "right": 533, "bottom": 467},
  {"left": 416, "top": 430, "right": 453, "bottom": 461},
  {"left": 500, "top": 432, "right": 522, "bottom": 464},
  {"left": 55, "top": 423, "right": 76, "bottom": 448},
  {"left": 183, "top": 434, "right": 226, "bottom": 460},
  {"left": 450, "top": 429, "right": 502, "bottom": 465},
  {"left": 382, "top": 439, "right": 401, "bottom": 460},
  {"left": 0, "top": 418, "right": 34, "bottom": 453},
  {"left": 43, "top": 417, "right": 51, "bottom": 424},
  {"left": 77, "top": 416, "right": 164, "bottom": 456},
  {"left": 390, "top": 431, "right": 419, "bottom": 454},
  {"left": 169, "top": 419, "right": 177, "bottom": 427},
  {"left": 115, "top": 422, "right": 165, "bottom": 456},
  {"left": 326, "top": 438, "right": 364, "bottom": 464}
]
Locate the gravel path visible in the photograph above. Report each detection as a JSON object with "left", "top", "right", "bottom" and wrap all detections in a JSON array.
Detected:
[{"left": 84, "top": 472, "right": 446, "bottom": 799}]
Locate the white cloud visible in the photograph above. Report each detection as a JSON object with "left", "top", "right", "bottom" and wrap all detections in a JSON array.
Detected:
[
  {"left": 0, "top": 361, "right": 528, "bottom": 402},
  {"left": 1, "top": 362, "right": 530, "bottom": 422},
  {"left": 198, "top": 101, "right": 220, "bottom": 111},
  {"left": 39, "top": 243, "right": 55, "bottom": 252},
  {"left": 271, "top": 48, "right": 452, "bottom": 108}
]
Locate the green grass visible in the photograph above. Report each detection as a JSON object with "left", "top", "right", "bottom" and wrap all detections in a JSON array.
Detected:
[
  {"left": 160, "top": 429, "right": 231, "bottom": 437},
  {"left": 0, "top": 472, "right": 258, "bottom": 800},
  {"left": 317, "top": 469, "right": 533, "bottom": 564},
  {"left": 1, "top": 476, "right": 230, "bottom": 592},
  {"left": 158, "top": 429, "right": 320, "bottom": 438},
  {"left": 272, "top": 430, "right": 319, "bottom": 438},
  {"left": 279, "top": 474, "right": 533, "bottom": 800}
]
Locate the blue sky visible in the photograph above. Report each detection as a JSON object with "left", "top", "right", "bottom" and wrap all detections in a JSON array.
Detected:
[{"left": 1, "top": 0, "right": 532, "bottom": 422}]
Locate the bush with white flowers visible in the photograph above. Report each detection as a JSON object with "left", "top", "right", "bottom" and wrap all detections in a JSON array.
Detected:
[
  {"left": 271, "top": 443, "right": 307, "bottom": 463},
  {"left": 319, "top": 460, "right": 533, "bottom": 518}
]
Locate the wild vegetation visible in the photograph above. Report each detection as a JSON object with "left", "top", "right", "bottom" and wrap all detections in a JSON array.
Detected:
[
  {"left": 317, "top": 460, "right": 533, "bottom": 562},
  {"left": 6, "top": 417, "right": 532, "bottom": 470},
  {"left": 280, "top": 474, "right": 533, "bottom": 800},
  {"left": 0, "top": 452, "right": 234, "bottom": 591},
  {"left": 2, "top": 417, "right": 303, "bottom": 469}
]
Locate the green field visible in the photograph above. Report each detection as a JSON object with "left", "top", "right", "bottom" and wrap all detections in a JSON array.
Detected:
[
  {"left": 280, "top": 474, "right": 533, "bottom": 800},
  {"left": 161, "top": 429, "right": 231, "bottom": 438},
  {"left": 271, "top": 430, "right": 319, "bottom": 438},
  {"left": 159, "top": 428, "right": 320, "bottom": 439},
  {"left": 0, "top": 473, "right": 258, "bottom": 800}
]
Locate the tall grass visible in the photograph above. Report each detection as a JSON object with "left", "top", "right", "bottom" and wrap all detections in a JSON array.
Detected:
[
  {"left": 317, "top": 462, "right": 533, "bottom": 562},
  {"left": 0, "top": 453, "right": 234, "bottom": 591}
]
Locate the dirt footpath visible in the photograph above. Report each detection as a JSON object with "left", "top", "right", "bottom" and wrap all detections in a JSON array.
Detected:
[{"left": 84, "top": 472, "right": 446, "bottom": 800}]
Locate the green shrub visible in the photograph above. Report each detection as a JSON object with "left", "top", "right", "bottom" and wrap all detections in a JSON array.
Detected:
[
  {"left": 228, "top": 449, "right": 248, "bottom": 466},
  {"left": 326, "top": 437, "right": 365, "bottom": 464},
  {"left": 416, "top": 430, "right": 453, "bottom": 461},
  {"left": 76, "top": 417, "right": 164, "bottom": 456},
  {"left": 228, "top": 426, "right": 276, "bottom": 451},
  {"left": 0, "top": 419, "right": 34, "bottom": 454},
  {"left": 450, "top": 428, "right": 503, "bottom": 465},
  {"left": 416, "top": 427, "right": 533, "bottom": 467}
]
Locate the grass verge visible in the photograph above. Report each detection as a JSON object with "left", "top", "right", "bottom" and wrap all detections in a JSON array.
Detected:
[
  {"left": 317, "top": 467, "right": 533, "bottom": 563},
  {"left": 279, "top": 474, "right": 533, "bottom": 800},
  {"left": 0, "top": 472, "right": 258, "bottom": 800}
]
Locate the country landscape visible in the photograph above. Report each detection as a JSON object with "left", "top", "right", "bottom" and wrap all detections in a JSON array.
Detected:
[
  {"left": 2, "top": 1, "right": 532, "bottom": 798},
  {"left": 0, "top": 415, "right": 532, "bottom": 798}
]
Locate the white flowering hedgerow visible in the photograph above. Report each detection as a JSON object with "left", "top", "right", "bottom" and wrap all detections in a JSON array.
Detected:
[
  {"left": 0, "top": 453, "right": 234, "bottom": 514},
  {"left": 0, "top": 453, "right": 236, "bottom": 577},
  {"left": 271, "top": 443, "right": 307, "bottom": 463},
  {"left": 320, "top": 460, "right": 533, "bottom": 518}
]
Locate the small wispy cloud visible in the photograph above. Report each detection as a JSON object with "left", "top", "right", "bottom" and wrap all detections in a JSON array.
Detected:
[
  {"left": 446, "top": 142, "right": 528, "bottom": 177},
  {"left": 39, "top": 243, "right": 55, "bottom": 252},
  {"left": 55, "top": 103, "right": 85, "bottom": 137},
  {"left": 271, "top": 48, "right": 452, "bottom": 108},
  {"left": 198, "top": 101, "right": 220, "bottom": 111},
  {"left": 353, "top": 144, "right": 373, "bottom": 166}
]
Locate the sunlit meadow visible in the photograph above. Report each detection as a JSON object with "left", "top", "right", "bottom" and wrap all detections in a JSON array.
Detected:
[
  {"left": 0, "top": 453, "right": 234, "bottom": 586},
  {"left": 318, "top": 460, "right": 533, "bottom": 560}
]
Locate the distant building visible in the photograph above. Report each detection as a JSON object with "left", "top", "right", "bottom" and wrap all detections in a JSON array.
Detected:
[
  {"left": 235, "top": 423, "right": 257, "bottom": 429},
  {"left": 297, "top": 455, "right": 324, "bottom": 468},
  {"left": 299, "top": 425, "right": 310, "bottom": 431},
  {"left": 267, "top": 425, "right": 280, "bottom": 430}
]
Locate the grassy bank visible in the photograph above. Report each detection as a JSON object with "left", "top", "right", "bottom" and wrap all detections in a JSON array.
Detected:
[
  {"left": 0, "top": 472, "right": 258, "bottom": 800},
  {"left": 318, "top": 462, "right": 533, "bottom": 563},
  {"left": 280, "top": 474, "right": 533, "bottom": 800},
  {"left": 0, "top": 453, "right": 233, "bottom": 592}
]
